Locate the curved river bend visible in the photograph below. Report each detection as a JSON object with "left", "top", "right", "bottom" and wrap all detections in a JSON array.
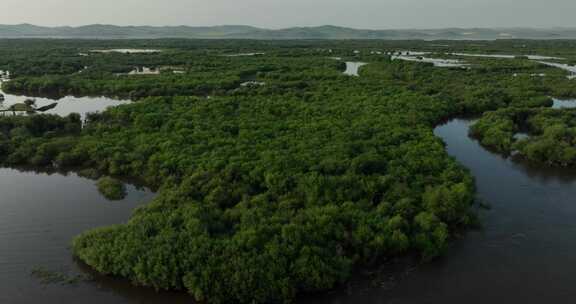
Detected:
[{"left": 303, "top": 118, "right": 576, "bottom": 304}]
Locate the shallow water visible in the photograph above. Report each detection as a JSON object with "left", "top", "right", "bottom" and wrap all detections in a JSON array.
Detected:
[
  {"left": 392, "top": 55, "right": 467, "bottom": 67},
  {"left": 0, "top": 90, "right": 131, "bottom": 119},
  {"left": 90, "top": 49, "right": 161, "bottom": 54},
  {"left": 344, "top": 62, "right": 367, "bottom": 76},
  {"left": 452, "top": 53, "right": 564, "bottom": 60},
  {"left": 223, "top": 52, "right": 266, "bottom": 57},
  {"left": 552, "top": 98, "right": 576, "bottom": 109},
  {"left": 302, "top": 118, "right": 576, "bottom": 304},
  {"left": 0, "top": 168, "right": 187, "bottom": 304}
]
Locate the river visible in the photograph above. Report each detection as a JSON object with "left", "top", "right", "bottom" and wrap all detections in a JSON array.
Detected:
[{"left": 302, "top": 118, "right": 576, "bottom": 303}]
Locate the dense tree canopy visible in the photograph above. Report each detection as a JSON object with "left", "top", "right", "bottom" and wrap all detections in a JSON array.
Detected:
[{"left": 0, "top": 39, "right": 575, "bottom": 303}]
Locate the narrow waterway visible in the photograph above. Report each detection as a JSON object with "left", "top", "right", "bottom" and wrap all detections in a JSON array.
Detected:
[{"left": 304, "top": 118, "right": 576, "bottom": 304}]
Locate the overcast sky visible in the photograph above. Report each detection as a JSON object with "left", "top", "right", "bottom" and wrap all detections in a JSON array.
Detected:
[{"left": 1, "top": 0, "right": 575, "bottom": 29}]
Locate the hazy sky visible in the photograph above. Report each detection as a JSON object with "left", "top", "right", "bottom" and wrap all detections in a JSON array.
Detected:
[{"left": 1, "top": 0, "right": 575, "bottom": 29}]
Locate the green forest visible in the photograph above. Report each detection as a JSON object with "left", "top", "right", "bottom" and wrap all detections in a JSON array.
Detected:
[{"left": 1, "top": 39, "right": 575, "bottom": 303}]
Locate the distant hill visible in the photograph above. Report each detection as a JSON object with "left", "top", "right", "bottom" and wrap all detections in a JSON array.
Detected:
[{"left": 1, "top": 24, "right": 576, "bottom": 40}]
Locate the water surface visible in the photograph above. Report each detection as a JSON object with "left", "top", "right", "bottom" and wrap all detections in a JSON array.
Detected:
[
  {"left": 552, "top": 98, "right": 576, "bottom": 109},
  {"left": 302, "top": 118, "right": 576, "bottom": 304},
  {"left": 0, "top": 168, "right": 190, "bottom": 304},
  {"left": 452, "top": 53, "right": 564, "bottom": 60},
  {"left": 392, "top": 55, "right": 467, "bottom": 67},
  {"left": 0, "top": 90, "right": 131, "bottom": 119},
  {"left": 90, "top": 49, "right": 161, "bottom": 54},
  {"left": 344, "top": 62, "right": 367, "bottom": 76}
]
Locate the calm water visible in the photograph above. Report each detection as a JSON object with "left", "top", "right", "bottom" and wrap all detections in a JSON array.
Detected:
[
  {"left": 303, "top": 118, "right": 576, "bottom": 304},
  {"left": 392, "top": 55, "right": 467, "bottom": 67},
  {"left": 344, "top": 62, "right": 367, "bottom": 76},
  {"left": 0, "top": 168, "right": 194, "bottom": 304},
  {"left": 552, "top": 98, "right": 576, "bottom": 109},
  {"left": 452, "top": 53, "right": 564, "bottom": 60},
  {"left": 89, "top": 49, "right": 161, "bottom": 54},
  {"left": 0, "top": 90, "right": 131, "bottom": 120}
]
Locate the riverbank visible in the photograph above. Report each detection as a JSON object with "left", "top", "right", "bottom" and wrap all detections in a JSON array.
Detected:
[{"left": 301, "top": 117, "right": 576, "bottom": 303}]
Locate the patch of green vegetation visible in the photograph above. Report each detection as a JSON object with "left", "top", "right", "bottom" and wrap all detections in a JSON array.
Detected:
[
  {"left": 96, "top": 177, "right": 127, "bottom": 200},
  {"left": 472, "top": 107, "right": 576, "bottom": 166},
  {"left": 77, "top": 168, "right": 102, "bottom": 180},
  {"left": 0, "top": 39, "right": 574, "bottom": 303}
]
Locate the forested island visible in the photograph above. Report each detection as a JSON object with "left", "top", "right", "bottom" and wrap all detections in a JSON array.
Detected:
[{"left": 1, "top": 39, "right": 576, "bottom": 303}]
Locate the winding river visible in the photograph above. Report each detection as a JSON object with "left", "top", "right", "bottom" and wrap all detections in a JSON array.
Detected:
[{"left": 303, "top": 118, "right": 576, "bottom": 304}]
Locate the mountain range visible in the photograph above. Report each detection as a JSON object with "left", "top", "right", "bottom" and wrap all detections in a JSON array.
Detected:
[{"left": 1, "top": 24, "right": 576, "bottom": 40}]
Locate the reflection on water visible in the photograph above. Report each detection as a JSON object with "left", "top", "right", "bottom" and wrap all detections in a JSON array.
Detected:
[
  {"left": 300, "top": 118, "right": 576, "bottom": 304},
  {"left": 0, "top": 90, "right": 131, "bottom": 119},
  {"left": 0, "top": 168, "right": 194, "bottom": 304}
]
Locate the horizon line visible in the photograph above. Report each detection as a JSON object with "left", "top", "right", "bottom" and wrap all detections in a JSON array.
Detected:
[{"left": 3, "top": 23, "right": 576, "bottom": 32}]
